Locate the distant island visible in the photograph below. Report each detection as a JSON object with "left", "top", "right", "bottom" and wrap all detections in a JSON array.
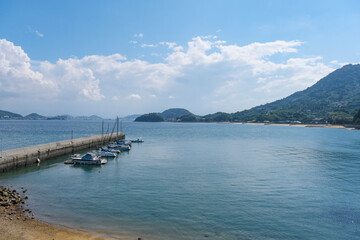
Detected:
[
  {"left": 0, "top": 111, "right": 104, "bottom": 120},
  {"left": 136, "top": 64, "right": 360, "bottom": 125},
  {"left": 135, "top": 108, "right": 192, "bottom": 122},
  {"left": 0, "top": 110, "right": 141, "bottom": 121}
]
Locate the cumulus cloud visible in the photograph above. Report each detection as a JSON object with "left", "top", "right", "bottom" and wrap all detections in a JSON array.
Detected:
[
  {"left": 162, "top": 37, "right": 333, "bottom": 111},
  {"left": 38, "top": 58, "right": 105, "bottom": 101},
  {"left": 0, "top": 39, "right": 52, "bottom": 97},
  {"left": 0, "top": 36, "right": 336, "bottom": 115},
  {"left": 134, "top": 33, "right": 143, "bottom": 38},
  {"left": 127, "top": 94, "right": 141, "bottom": 100}
]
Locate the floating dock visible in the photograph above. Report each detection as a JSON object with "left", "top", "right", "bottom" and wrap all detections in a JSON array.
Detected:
[{"left": 0, "top": 133, "right": 124, "bottom": 173}]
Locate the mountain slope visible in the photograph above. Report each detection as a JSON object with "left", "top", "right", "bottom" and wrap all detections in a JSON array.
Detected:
[
  {"left": 230, "top": 64, "right": 360, "bottom": 123},
  {"left": 0, "top": 110, "right": 22, "bottom": 119}
]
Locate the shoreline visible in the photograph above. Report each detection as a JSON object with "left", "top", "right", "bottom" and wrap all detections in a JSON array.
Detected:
[
  {"left": 0, "top": 186, "right": 118, "bottom": 240},
  {"left": 219, "top": 122, "right": 359, "bottom": 130}
]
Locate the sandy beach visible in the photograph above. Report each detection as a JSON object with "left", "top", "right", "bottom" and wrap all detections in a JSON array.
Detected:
[{"left": 0, "top": 186, "right": 113, "bottom": 240}]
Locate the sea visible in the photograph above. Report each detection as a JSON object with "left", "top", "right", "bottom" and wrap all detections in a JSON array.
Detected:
[{"left": 0, "top": 120, "right": 360, "bottom": 240}]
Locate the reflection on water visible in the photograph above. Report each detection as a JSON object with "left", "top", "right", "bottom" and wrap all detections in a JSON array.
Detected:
[{"left": 1, "top": 122, "right": 360, "bottom": 240}]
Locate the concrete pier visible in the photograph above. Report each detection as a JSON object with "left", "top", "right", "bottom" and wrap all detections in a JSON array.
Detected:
[{"left": 0, "top": 133, "right": 125, "bottom": 173}]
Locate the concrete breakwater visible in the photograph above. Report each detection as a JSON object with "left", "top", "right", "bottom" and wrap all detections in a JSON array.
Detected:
[{"left": 0, "top": 133, "right": 125, "bottom": 173}]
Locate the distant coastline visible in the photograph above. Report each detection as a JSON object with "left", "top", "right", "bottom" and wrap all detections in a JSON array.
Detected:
[{"left": 220, "top": 122, "right": 360, "bottom": 130}]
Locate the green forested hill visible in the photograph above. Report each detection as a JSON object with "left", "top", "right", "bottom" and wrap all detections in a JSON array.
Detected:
[
  {"left": 231, "top": 64, "right": 360, "bottom": 123},
  {"left": 135, "top": 108, "right": 192, "bottom": 122},
  {"left": 134, "top": 113, "right": 164, "bottom": 122},
  {"left": 161, "top": 108, "right": 192, "bottom": 120}
]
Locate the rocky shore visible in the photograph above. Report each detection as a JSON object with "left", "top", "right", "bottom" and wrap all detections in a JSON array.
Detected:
[
  {"left": 0, "top": 185, "right": 110, "bottom": 240},
  {"left": 0, "top": 186, "right": 31, "bottom": 220}
]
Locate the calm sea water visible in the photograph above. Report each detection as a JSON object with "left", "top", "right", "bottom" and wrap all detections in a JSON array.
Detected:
[{"left": 1, "top": 120, "right": 360, "bottom": 240}]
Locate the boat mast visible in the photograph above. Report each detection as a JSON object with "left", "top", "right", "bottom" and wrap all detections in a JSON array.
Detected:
[
  {"left": 101, "top": 120, "right": 104, "bottom": 145},
  {"left": 0, "top": 137, "right": 2, "bottom": 159},
  {"left": 116, "top": 116, "right": 119, "bottom": 142}
]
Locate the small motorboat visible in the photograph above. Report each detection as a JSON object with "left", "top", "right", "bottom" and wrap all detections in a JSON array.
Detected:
[
  {"left": 64, "top": 154, "right": 80, "bottom": 164},
  {"left": 131, "top": 138, "right": 144, "bottom": 143},
  {"left": 96, "top": 148, "right": 117, "bottom": 157},
  {"left": 117, "top": 140, "right": 132, "bottom": 146},
  {"left": 108, "top": 143, "right": 131, "bottom": 151},
  {"left": 72, "top": 152, "right": 107, "bottom": 165},
  {"left": 103, "top": 147, "right": 121, "bottom": 153}
]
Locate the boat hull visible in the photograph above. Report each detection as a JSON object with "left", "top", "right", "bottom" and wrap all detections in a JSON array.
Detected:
[{"left": 73, "top": 159, "right": 107, "bottom": 165}]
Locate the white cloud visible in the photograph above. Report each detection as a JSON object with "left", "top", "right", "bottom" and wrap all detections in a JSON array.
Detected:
[
  {"left": 134, "top": 33, "right": 143, "bottom": 38},
  {"left": 201, "top": 35, "right": 217, "bottom": 39},
  {"left": 127, "top": 94, "right": 141, "bottom": 100},
  {"left": 35, "top": 30, "right": 44, "bottom": 37},
  {"left": 141, "top": 43, "right": 157, "bottom": 48},
  {"left": 166, "top": 36, "right": 224, "bottom": 66},
  {"left": 129, "top": 40, "right": 137, "bottom": 44},
  {"left": 162, "top": 37, "right": 333, "bottom": 111},
  {"left": 0, "top": 37, "right": 336, "bottom": 116},
  {"left": 330, "top": 60, "right": 349, "bottom": 67},
  {"left": 28, "top": 26, "right": 44, "bottom": 37},
  {"left": 38, "top": 58, "right": 105, "bottom": 101},
  {"left": 160, "top": 41, "right": 177, "bottom": 49},
  {"left": 0, "top": 39, "right": 53, "bottom": 97}
]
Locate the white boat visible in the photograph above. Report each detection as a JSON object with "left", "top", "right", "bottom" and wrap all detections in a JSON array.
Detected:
[
  {"left": 102, "top": 147, "right": 121, "bottom": 153},
  {"left": 131, "top": 138, "right": 144, "bottom": 143},
  {"left": 96, "top": 148, "right": 117, "bottom": 157},
  {"left": 64, "top": 154, "right": 80, "bottom": 164},
  {"left": 72, "top": 153, "right": 107, "bottom": 165},
  {"left": 117, "top": 140, "right": 132, "bottom": 146},
  {"left": 108, "top": 143, "right": 131, "bottom": 151}
]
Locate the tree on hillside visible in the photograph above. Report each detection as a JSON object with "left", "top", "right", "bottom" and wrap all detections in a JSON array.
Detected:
[
  {"left": 353, "top": 108, "right": 360, "bottom": 124},
  {"left": 135, "top": 113, "right": 164, "bottom": 122}
]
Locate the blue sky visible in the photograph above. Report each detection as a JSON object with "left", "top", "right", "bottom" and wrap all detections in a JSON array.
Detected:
[{"left": 0, "top": 0, "right": 359, "bottom": 117}]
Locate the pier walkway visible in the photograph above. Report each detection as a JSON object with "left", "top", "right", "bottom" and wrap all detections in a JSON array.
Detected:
[{"left": 0, "top": 133, "right": 124, "bottom": 172}]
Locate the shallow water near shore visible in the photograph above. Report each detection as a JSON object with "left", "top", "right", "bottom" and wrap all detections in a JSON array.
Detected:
[{"left": 1, "top": 120, "right": 360, "bottom": 239}]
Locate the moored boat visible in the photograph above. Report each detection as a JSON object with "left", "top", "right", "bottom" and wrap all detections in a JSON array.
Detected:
[
  {"left": 131, "top": 138, "right": 144, "bottom": 143},
  {"left": 117, "top": 139, "right": 132, "bottom": 146},
  {"left": 96, "top": 148, "right": 117, "bottom": 157},
  {"left": 72, "top": 152, "right": 107, "bottom": 165},
  {"left": 108, "top": 143, "right": 131, "bottom": 151}
]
